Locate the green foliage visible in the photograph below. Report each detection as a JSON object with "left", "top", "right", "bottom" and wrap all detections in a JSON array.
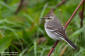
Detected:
[
  {"left": 0, "top": 0, "right": 85, "bottom": 56},
  {"left": 0, "top": 36, "right": 12, "bottom": 52}
]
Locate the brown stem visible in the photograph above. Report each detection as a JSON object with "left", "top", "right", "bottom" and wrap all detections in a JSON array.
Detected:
[
  {"left": 64, "top": 0, "right": 84, "bottom": 29},
  {"left": 80, "top": 1, "right": 84, "bottom": 28},
  {"left": 56, "top": 0, "right": 66, "bottom": 8},
  {"left": 79, "top": 0, "right": 85, "bottom": 39},
  {"left": 48, "top": 40, "right": 59, "bottom": 56},
  {"left": 15, "top": 0, "right": 24, "bottom": 14},
  {"left": 52, "top": 0, "right": 67, "bottom": 11},
  {"left": 59, "top": 45, "right": 67, "bottom": 56}
]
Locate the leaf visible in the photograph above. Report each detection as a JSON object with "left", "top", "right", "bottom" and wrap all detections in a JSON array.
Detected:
[
  {"left": 70, "top": 27, "right": 85, "bottom": 38},
  {"left": 0, "top": 37, "right": 12, "bottom": 52}
]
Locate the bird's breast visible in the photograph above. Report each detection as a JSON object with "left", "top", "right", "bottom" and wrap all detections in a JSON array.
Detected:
[{"left": 45, "top": 24, "right": 61, "bottom": 40}]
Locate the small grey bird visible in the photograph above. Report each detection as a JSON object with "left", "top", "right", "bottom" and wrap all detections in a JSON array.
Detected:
[{"left": 44, "top": 11, "right": 77, "bottom": 49}]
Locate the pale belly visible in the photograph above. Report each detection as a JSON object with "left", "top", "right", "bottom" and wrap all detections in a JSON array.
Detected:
[{"left": 45, "top": 27, "right": 61, "bottom": 40}]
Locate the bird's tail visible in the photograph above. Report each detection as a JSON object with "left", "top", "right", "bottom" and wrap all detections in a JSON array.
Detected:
[{"left": 64, "top": 37, "right": 77, "bottom": 50}]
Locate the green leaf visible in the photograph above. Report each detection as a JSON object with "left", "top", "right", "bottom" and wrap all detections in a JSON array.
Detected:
[{"left": 0, "top": 37, "right": 12, "bottom": 52}]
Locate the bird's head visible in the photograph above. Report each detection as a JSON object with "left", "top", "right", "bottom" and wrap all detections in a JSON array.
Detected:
[
  {"left": 41, "top": 10, "right": 55, "bottom": 23},
  {"left": 43, "top": 16, "right": 54, "bottom": 22},
  {"left": 42, "top": 11, "right": 55, "bottom": 22}
]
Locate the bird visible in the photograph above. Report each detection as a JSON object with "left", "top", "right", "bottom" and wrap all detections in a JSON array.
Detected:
[{"left": 43, "top": 10, "right": 77, "bottom": 49}]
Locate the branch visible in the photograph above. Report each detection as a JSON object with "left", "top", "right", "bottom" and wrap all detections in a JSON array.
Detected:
[
  {"left": 79, "top": 1, "right": 84, "bottom": 28},
  {"left": 59, "top": 45, "right": 67, "bottom": 56},
  {"left": 52, "top": 0, "right": 67, "bottom": 11},
  {"left": 15, "top": 0, "right": 24, "bottom": 14},
  {"left": 4, "top": 0, "right": 7, "bottom": 3},
  {"left": 79, "top": 0, "right": 85, "bottom": 39},
  {"left": 56, "top": 0, "right": 66, "bottom": 8},
  {"left": 64, "top": 0, "right": 84, "bottom": 29},
  {"left": 48, "top": 40, "right": 59, "bottom": 56}
]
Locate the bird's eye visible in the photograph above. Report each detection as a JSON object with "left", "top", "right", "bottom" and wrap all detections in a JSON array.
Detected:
[{"left": 47, "top": 18, "right": 51, "bottom": 19}]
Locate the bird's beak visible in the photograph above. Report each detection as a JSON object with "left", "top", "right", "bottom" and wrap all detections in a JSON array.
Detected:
[{"left": 40, "top": 17, "right": 45, "bottom": 19}]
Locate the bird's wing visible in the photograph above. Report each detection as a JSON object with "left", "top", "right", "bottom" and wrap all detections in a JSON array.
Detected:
[{"left": 46, "top": 26, "right": 66, "bottom": 38}]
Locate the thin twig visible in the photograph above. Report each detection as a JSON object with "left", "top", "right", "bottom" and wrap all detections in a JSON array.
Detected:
[
  {"left": 64, "top": 0, "right": 84, "bottom": 29},
  {"left": 48, "top": 40, "right": 59, "bottom": 56},
  {"left": 52, "top": 0, "right": 67, "bottom": 11},
  {"left": 15, "top": 0, "right": 24, "bottom": 14},
  {"left": 56, "top": 0, "right": 66, "bottom": 8},
  {"left": 79, "top": 0, "right": 85, "bottom": 41},
  {"left": 4, "top": 0, "right": 7, "bottom": 3},
  {"left": 79, "top": 1, "right": 84, "bottom": 28},
  {"left": 59, "top": 45, "right": 68, "bottom": 56}
]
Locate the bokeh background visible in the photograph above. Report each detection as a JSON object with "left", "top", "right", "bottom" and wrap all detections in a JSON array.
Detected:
[{"left": 0, "top": 0, "right": 85, "bottom": 56}]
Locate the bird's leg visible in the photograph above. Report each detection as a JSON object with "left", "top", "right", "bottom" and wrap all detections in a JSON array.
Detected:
[{"left": 48, "top": 40, "right": 59, "bottom": 56}]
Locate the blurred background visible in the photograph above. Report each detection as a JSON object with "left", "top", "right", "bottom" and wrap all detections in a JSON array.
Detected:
[{"left": 0, "top": 0, "right": 85, "bottom": 56}]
